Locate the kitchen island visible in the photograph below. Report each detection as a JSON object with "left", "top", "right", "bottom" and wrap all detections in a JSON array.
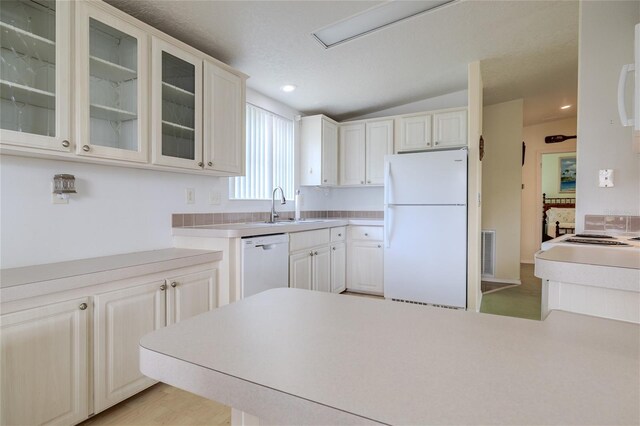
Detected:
[
  {"left": 535, "top": 234, "right": 640, "bottom": 323},
  {"left": 140, "top": 288, "right": 639, "bottom": 425}
]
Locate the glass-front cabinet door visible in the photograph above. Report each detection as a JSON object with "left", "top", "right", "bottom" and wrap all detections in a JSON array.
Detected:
[
  {"left": 151, "top": 37, "right": 202, "bottom": 169},
  {"left": 75, "top": 2, "right": 148, "bottom": 162},
  {"left": 0, "top": 0, "right": 70, "bottom": 151}
]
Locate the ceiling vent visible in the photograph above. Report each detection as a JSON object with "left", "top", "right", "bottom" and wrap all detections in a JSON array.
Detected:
[{"left": 311, "top": 0, "right": 457, "bottom": 49}]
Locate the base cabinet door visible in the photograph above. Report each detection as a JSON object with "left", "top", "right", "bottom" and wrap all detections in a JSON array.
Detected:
[
  {"left": 312, "top": 246, "right": 331, "bottom": 292},
  {"left": 94, "top": 281, "right": 166, "bottom": 413},
  {"left": 347, "top": 241, "right": 384, "bottom": 294},
  {"left": 330, "top": 242, "right": 346, "bottom": 293},
  {"left": 166, "top": 269, "right": 218, "bottom": 325},
  {"left": 290, "top": 251, "right": 313, "bottom": 290},
  {"left": 1, "top": 297, "right": 90, "bottom": 426}
]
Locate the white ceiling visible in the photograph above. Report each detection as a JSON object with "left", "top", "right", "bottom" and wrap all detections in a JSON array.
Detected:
[{"left": 106, "top": 0, "right": 579, "bottom": 126}]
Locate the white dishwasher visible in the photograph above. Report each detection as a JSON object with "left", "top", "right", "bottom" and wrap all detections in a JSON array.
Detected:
[{"left": 241, "top": 233, "right": 290, "bottom": 298}]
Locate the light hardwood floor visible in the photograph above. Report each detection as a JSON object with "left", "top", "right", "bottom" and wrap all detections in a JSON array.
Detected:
[{"left": 80, "top": 383, "right": 231, "bottom": 426}]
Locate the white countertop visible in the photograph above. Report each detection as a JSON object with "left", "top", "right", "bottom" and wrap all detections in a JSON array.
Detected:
[
  {"left": 1, "top": 248, "right": 222, "bottom": 303},
  {"left": 140, "top": 288, "right": 639, "bottom": 425},
  {"left": 535, "top": 243, "right": 640, "bottom": 292},
  {"left": 172, "top": 218, "right": 383, "bottom": 238}
]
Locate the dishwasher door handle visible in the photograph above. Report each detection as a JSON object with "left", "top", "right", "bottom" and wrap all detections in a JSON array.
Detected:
[{"left": 256, "top": 244, "right": 278, "bottom": 250}]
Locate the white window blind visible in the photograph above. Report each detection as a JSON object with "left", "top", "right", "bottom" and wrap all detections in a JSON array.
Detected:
[{"left": 230, "top": 104, "right": 294, "bottom": 200}]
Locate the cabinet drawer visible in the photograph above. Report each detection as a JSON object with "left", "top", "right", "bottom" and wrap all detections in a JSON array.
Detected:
[
  {"left": 348, "top": 226, "right": 383, "bottom": 241},
  {"left": 331, "top": 227, "right": 346, "bottom": 242},
  {"left": 289, "top": 229, "right": 330, "bottom": 252}
]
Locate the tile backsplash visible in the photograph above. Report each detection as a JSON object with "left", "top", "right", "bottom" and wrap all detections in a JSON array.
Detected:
[
  {"left": 584, "top": 214, "right": 640, "bottom": 233},
  {"left": 172, "top": 210, "right": 384, "bottom": 227}
]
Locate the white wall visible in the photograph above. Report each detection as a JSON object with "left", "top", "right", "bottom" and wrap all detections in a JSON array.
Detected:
[
  {"left": 542, "top": 152, "right": 577, "bottom": 198},
  {"left": 301, "top": 186, "right": 383, "bottom": 211},
  {"left": 576, "top": 1, "right": 640, "bottom": 229},
  {"left": 346, "top": 90, "right": 468, "bottom": 121},
  {"left": 481, "top": 99, "right": 523, "bottom": 282},
  {"left": 520, "top": 117, "right": 577, "bottom": 263},
  {"left": 0, "top": 89, "right": 299, "bottom": 268}
]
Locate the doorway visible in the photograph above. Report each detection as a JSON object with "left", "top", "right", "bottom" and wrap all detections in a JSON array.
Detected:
[{"left": 539, "top": 151, "right": 577, "bottom": 244}]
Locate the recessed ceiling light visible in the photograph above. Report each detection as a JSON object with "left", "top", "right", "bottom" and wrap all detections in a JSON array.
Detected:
[
  {"left": 561, "top": 105, "right": 572, "bottom": 110},
  {"left": 281, "top": 85, "right": 296, "bottom": 93},
  {"left": 312, "top": 0, "right": 457, "bottom": 49}
]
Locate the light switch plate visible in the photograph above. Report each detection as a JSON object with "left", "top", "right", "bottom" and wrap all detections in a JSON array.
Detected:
[
  {"left": 599, "top": 169, "right": 614, "bottom": 187},
  {"left": 209, "top": 191, "right": 221, "bottom": 205},
  {"left": 186, "top": 188, "right": 195, "bottom": 204}
]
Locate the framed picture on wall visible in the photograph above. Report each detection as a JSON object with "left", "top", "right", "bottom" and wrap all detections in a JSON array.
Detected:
[{"left": 559, "top": 156, "right": 576, "bottom": 193}]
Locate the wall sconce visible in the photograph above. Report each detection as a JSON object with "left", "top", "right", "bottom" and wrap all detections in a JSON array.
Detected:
[{"left": 52, "top": 174, "right": 77, "bottom": 200}]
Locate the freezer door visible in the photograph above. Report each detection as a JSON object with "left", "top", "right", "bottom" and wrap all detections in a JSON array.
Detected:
[
  {"left": 384, "top": 205, "right": 467, "bottom": 308},
  {"left": 384, "top": 150, "right": 467, "bottom": 205}
]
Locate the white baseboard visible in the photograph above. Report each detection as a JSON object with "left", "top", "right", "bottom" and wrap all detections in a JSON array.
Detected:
[
  {"left": 481, "top": 277, "right": 522, "bottom": 285},
  {"left": 520, "top": 259, "right": 534, "bottom": 264}
]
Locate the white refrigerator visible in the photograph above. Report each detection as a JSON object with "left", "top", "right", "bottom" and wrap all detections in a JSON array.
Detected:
[{"left": 383, "top": 149, "right": 467, "bottom": 308}]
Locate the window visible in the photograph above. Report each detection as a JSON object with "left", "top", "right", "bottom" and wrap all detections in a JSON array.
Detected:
[{"left": 230, "top": 104, "right": 294, "bottom": 200}]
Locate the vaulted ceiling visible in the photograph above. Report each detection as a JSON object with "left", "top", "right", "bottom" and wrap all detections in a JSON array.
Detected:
[{"left": 106, "top": 0, "right": 579, "bottom": 126}]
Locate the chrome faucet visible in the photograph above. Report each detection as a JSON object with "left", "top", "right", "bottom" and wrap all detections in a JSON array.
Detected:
[{"left": 270, "top": 186, "right": 286, "bottom": 223}]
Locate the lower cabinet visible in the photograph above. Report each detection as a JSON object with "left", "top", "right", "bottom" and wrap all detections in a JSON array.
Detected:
[
  {"left": 330, "top": 242, "right": 346, "bottom": 293},
  {"left": 93, "top": 281, "right": 166, "bottom": 413},
  {"left": 347, "top": 226, "right": 384, "bottom": 295},
  {"left": 0, "top": 297, "right": 90, "bottom": 426},
  {"left": 94, "top": 269, "right": 217, "bottom": 413},
  {"left": 166, "top": 270, "right": 218, "bottom": 325},
  {"left": 0, "top": 264, "right": 218, "bottom": 425},
  {"left": 312, "top": 246, "right": 331, "bottom": 292},
  {"left": 289, "top": 246, "right": 330, "bottom": 292},
  {"left": 348, "top": 242, "right": 384, "bottom": 294}
]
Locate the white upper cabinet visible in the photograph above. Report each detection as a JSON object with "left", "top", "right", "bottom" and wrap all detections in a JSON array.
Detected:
[
  {"left": 338, "top": 119, "right": 392, "bottom": 186},
  {"left": 1, "top": 0, "right": 247, "bottom": 175},
  {"left": 433, "top": 110, "right": 467, "bottom": 148},
  {"left": 396, "top": 108, "right": 467, "bottom": 153},
  {"left": 75, "top": 1, "right": 148, "bottom": 162},
  {"left": 339, "top": 123, "right": 365, "bottom": 185},
  {"left": 365, "top": 119, "right": 393, "bottom": 185},
  {"left": 0, "top": 0, "right": 71, "bottom": 152},
  {"left": 151, "top": 37, "right": 203, "bottom": 170},
  {"left": 397, "top": 113, "right": 432, "bottom": 152},
  {"left": 204, "top": 61, "right": 245, "bottom": 175},
  {"left": 300, "top": 115, "right": 338, "bottom": 186}
]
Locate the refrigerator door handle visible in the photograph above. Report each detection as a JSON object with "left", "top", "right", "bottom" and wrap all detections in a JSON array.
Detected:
[
  {"left": 618, "top": 63, "right": 635, "bottom": 126},
  {"left": 385, "top": 205, "right": 393, "bottom": 248},
  {"left": 384, "top": 161, "right": 391, "bottom": 205}
]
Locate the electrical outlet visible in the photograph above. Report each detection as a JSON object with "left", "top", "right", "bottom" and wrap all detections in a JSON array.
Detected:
[
  {"left": 599, "top": 169, "right": 614, "bottom": 188},
  {"left": 51, "top": 193, "right": 68, "bottom": 204},
  {"left": 209, "top": 191, "right": 221, "bottom": 205},
  {"left": 186, "top": 188, "right": 195, "bottom": 204},
  {"left": 50, "top": 183, "right": 68, "bottom": 204}
]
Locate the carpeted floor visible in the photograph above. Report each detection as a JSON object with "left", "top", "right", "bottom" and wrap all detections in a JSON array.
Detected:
[{"left": 480, "top": 263, "right": 542, "bottom": 321}]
